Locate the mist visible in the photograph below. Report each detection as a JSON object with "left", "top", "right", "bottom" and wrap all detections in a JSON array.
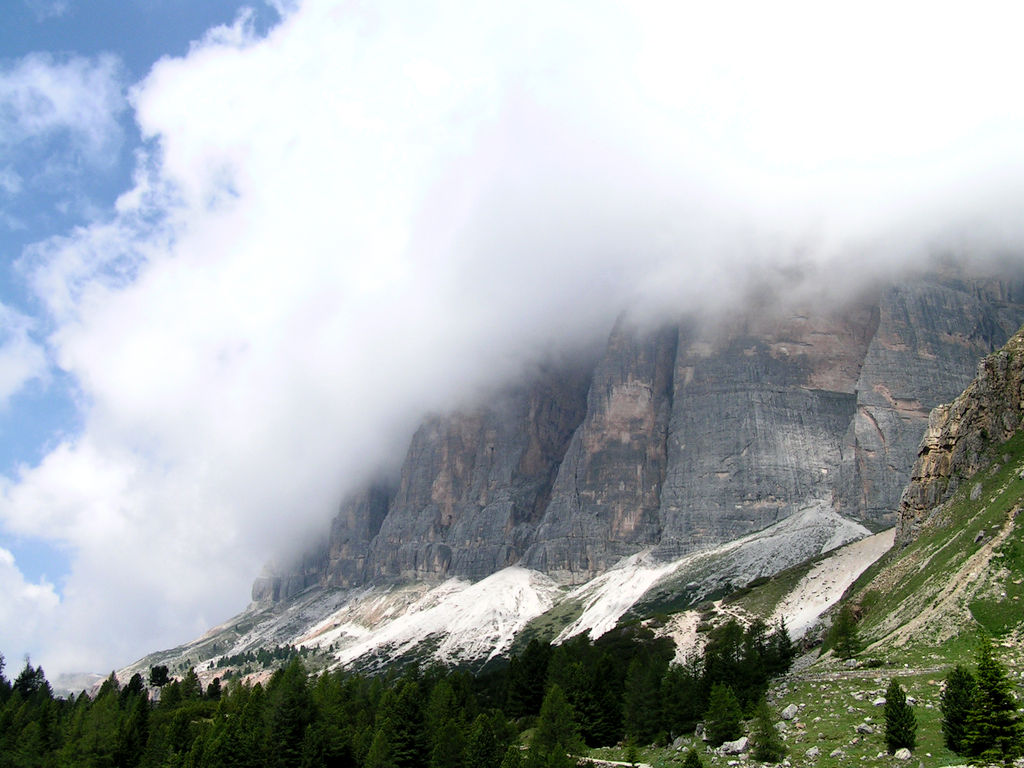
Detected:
[{"left": 2, "top": 0, "right": 1024, "bottom": 675}]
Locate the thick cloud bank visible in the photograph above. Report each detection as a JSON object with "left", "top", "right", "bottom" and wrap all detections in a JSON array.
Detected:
[{"left": 2, "top": 0, "right": 1024, "bottom": 674}]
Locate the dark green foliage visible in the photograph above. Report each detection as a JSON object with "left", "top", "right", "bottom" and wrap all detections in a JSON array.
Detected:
[
  {"left": 883, "top": 678, "right": 916, "bottom": 753},
  {"left": 622, "top": 651, "right": 667, "bottom": 744},
  {"left": 965, "top": 635, "right": 1023, "bottom": 763},
  {"left": 0, "top": 618, "right": 795, "bottom": 768},
  {"left": 180, "top": 667, "right": 203, "bottom": 700},
  {"left": 377, "top": 677, "right": 426, "bottom": 768},
  {"left": 148, "top": 665, "right": 170, "bottom": 688},
  {"left": 506, "top": 640, "right": 551, "bottom": 719},
  {"left": 660, "top": 657, "right": 703, "bottom": 736},
  {"left": 751, "top": 697, "right": 785, "bottom": 763},
  {"left": 526, "top": 684, "right": 582, "bottom": 768},
  {"left": 828, "top": 604, "right": 861, "bottom": 660},
  {"left": 704, "top": 683, "right": 742, "bottom": 746},
  {"left": 681, "top": 748, "right": 704, "bottom": 768},
  {"left": 700, "top": 619, "right": 793, "bottom": 713},
  {"left": 267, "top": 657, "right": 315, "bottom": 768},
  {"left": 12, "top": 660, "right": 51, "bottom": 700},
  {"left": 205, "top": 677, "right": 221, "bottom": 701},
  {"left": 365, "top": 717, "right": 399, "bottom": 768},
  {"left": 464, "top": 713, "right": 502, "bottom": 768},
  {"left": 941, "top": 664, "right": 977, "bottom": 754}
]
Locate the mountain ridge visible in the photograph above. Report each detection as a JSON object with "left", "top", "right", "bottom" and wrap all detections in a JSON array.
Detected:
[{"left": 255, "top": 269, "right": 1024, "bottom": 601}]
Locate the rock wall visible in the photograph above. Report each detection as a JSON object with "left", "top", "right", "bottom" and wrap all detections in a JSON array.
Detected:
[
  {"left": 896, "top": 327, "right": 1024, "bottom": 545},
  {"left": 254, "top": 270, "right": 1024, "bottom": 601}
]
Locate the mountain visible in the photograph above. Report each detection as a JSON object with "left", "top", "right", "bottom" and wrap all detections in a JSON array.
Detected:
[
  {"left": 842, "top": 322, "right": 1024, "bottom": 653},
  {"left": 254, "top": 269, "right": 1024, "bottom": 599},
  {"left": 117, "top": 266, "right": 1024, "bottom": 682}
]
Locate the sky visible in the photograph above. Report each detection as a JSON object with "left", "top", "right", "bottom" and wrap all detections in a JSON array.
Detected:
[{"left": 1, "top": 0, "right": 1024, "bottom": 677}]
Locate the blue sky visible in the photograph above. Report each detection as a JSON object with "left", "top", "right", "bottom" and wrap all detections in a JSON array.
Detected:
[
  {"left": 0, "top": 1, "right": 274, "bottom": 591},
  {"left": 1, "top": 0, "right": 1023, "bottom": 677}
]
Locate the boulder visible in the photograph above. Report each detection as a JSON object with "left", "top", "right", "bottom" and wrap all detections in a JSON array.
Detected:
[
  {"left": 894, "top": 748, "right": 912, "bottom": 760},
  {"left": 780, "top": 704, "right": 799, "bottom": 720},
  {"left": 721, "top": 736, "right": 748, "bottom": 755}
]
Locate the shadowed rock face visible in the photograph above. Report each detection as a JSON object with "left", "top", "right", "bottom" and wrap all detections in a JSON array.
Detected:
[
  {"left": 255, "top": 270, "right": 1024, "bottom": 602},
  {"left": 896, "top": 326, "right": 1024, "bottom": 545},
  {"left": 521, "top": 323, "right": 678, "bottom": 583}
]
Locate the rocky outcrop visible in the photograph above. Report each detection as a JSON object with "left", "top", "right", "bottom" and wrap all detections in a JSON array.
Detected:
[
  {"left": 839, "top": 279, "right": 1024, "bottom": 525},
  {"left": 656, "top": 304, "right": 875, "bottom": 557},
  {"left": 255, "top": 269, "right": 1024, "bottom": 602},
  {"left": 896, "top": 326, "right": 1024, "bottom": 545},
  {"left": 362, "top": 361, "right": 592, "bottom": 583},
  {"left": 521, "top": 322, "right": 677, "bottom": 582}
]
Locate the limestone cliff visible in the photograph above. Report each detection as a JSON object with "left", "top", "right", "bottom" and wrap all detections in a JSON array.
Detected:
[
  {"left": 896, "top": 326, "right": 1024, "bottom": 545},
  {"left": 254, "top": 270, "right": 1024, "bottom": 602}
]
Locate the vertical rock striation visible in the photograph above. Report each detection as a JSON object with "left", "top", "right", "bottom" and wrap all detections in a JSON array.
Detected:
[
  {"left": 254, "top": 270, "right": 1024, "bottom": 602},
  {"left": 521, "top": 321, "right": 677, "bottom": 582},
  {"left": 896, "top": 327, "right": 1024, "bottom": 545}
]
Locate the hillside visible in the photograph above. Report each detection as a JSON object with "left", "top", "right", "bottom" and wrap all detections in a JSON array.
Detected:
[{"left": 844, "top": 326, "right": 1024, "bottom": 657}]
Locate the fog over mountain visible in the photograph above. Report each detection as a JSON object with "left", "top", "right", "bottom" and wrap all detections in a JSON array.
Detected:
[{"left": 1, "top": 0, "right": 1024, "bottom": 675}]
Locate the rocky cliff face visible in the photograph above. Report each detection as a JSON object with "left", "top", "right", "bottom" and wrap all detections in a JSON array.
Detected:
[
  {"left": 896, "top": 326, "right": 1024, "bottom": 545},
  {"left": 255, "top": 270, "right": 1024, "bottom": 602}
]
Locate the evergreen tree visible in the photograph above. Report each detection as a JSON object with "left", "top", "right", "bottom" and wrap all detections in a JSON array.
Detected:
[
  {"left": 498, "top": 744, "right": 523, "bottom": 768},
  {"left": 704, "top": 683, "right": 742, "bottom": 746},
  {"left": 12, "top": 659, "right": 51, "bottom": 700},
  {"left": 751, "top": 697, "right": 786, "bottom": 763},
  {"left": 767, "top": 617, "right": 796, "bottom": 677},
  {"left": 622, "top": 652, "right": 664, "bottom": 744},
  {"left": 206, "top": 677, "right": 222, "bottom": 701},
  {"left": 149, "top": 664, "right": 171, "bottom": 687},
  {"left": 429, "top": 718, "right": 465, "bottom": 768},
  {"left": 966, "top": 635, "right": 1023, "bottom": 763},
  {"left": 377, "top": 678, "right": 426, "bottom": 768},
  {"left": 940, "top": 664, "right": 977, "bottom": 755},
  {"left": 267, "top": 657, "right": 315, "bottom": 768},
  {"left": 365, "top": 717, "right": 399, "bottom": 768},
  {"left": 661, "top": 658, "right": 703, "bottom": 736},
  {"left": 506, "top": 640, "right": 551, "bottom": 719},
  {"left": 681, "top": 749, "right": 704, "bottom": 768},
  {"left": 464, "top": 713, "right": 500, "bottom": 768},
  {"left": 883, "top": 678, "right": 916, "bottom": 753},
  {"left": 0, "top": 652, "right": 9, "bottom": 704},
  {"left": 527, "top": 684, "right": 582, "bottom": 768},
  {"left": 180, "top": 667, "right": 204, "bottom": 700},
  {"left": 829, "top": 605, "right": 860, "bottom": 660}
]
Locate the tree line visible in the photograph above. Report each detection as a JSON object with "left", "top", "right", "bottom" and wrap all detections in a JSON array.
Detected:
[{"left": 0, "top": 618, "right": 794, "bottom": 767}]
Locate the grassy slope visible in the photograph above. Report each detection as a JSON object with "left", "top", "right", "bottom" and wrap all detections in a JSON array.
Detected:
[
  {"left": 849, "top": 430, "right": 1024, "bottom": 662},
  {"left": 585, "top": 432, "right": 1024, "bottom": 767}
]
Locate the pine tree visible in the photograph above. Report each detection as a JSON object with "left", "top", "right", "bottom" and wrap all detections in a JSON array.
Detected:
[
  {"left": 527, "top": 684, "right": 582, "bottom": 768},
  {"left": 966, "top": 635, "right": 1023, "bottom": 763},
  {"left": 883, "top": 678, "right": 916, "bottom": 753},
  {"left": 681, "top": 749, "right": 704, "bottom": 768},
  {"left": 464, "top": 713, "right": 500, "bottom": 768},
  {"left": 751, "top": 697, "right": 786, "bottom": 763},
  {"left": 704, "top": 683, "right": 742, "bottom": 746},
  {"left": 940, "top": 664, "right": 977, "bottom": 755},
  {"left": 622, "top": 652, "right": 663, "bottom": 744},
  {"left": 829, "top": 605, "right": 860, "bottom": 660},
  {"left": 366, "top": 717, "right": 399, "bottom": 768}
]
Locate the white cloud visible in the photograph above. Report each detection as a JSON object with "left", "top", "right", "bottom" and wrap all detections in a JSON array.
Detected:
[
  {"left": 0, "top": 53, "right": 124, "bottom": 162},
  {"left": 0, "top": 547, "right": 60, "bottom": 666},
  {"left": 23, "top": 0, "right": 70, "bottom": 21},
  {"left": 3, "top": 0, "right": 1024, "bottom": 675},
  {"left": 0, "top": 305, "right": 47, "bottom": 407},
  {"left": 0, "top": 168, "right": 22, "bottom": 196}
]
